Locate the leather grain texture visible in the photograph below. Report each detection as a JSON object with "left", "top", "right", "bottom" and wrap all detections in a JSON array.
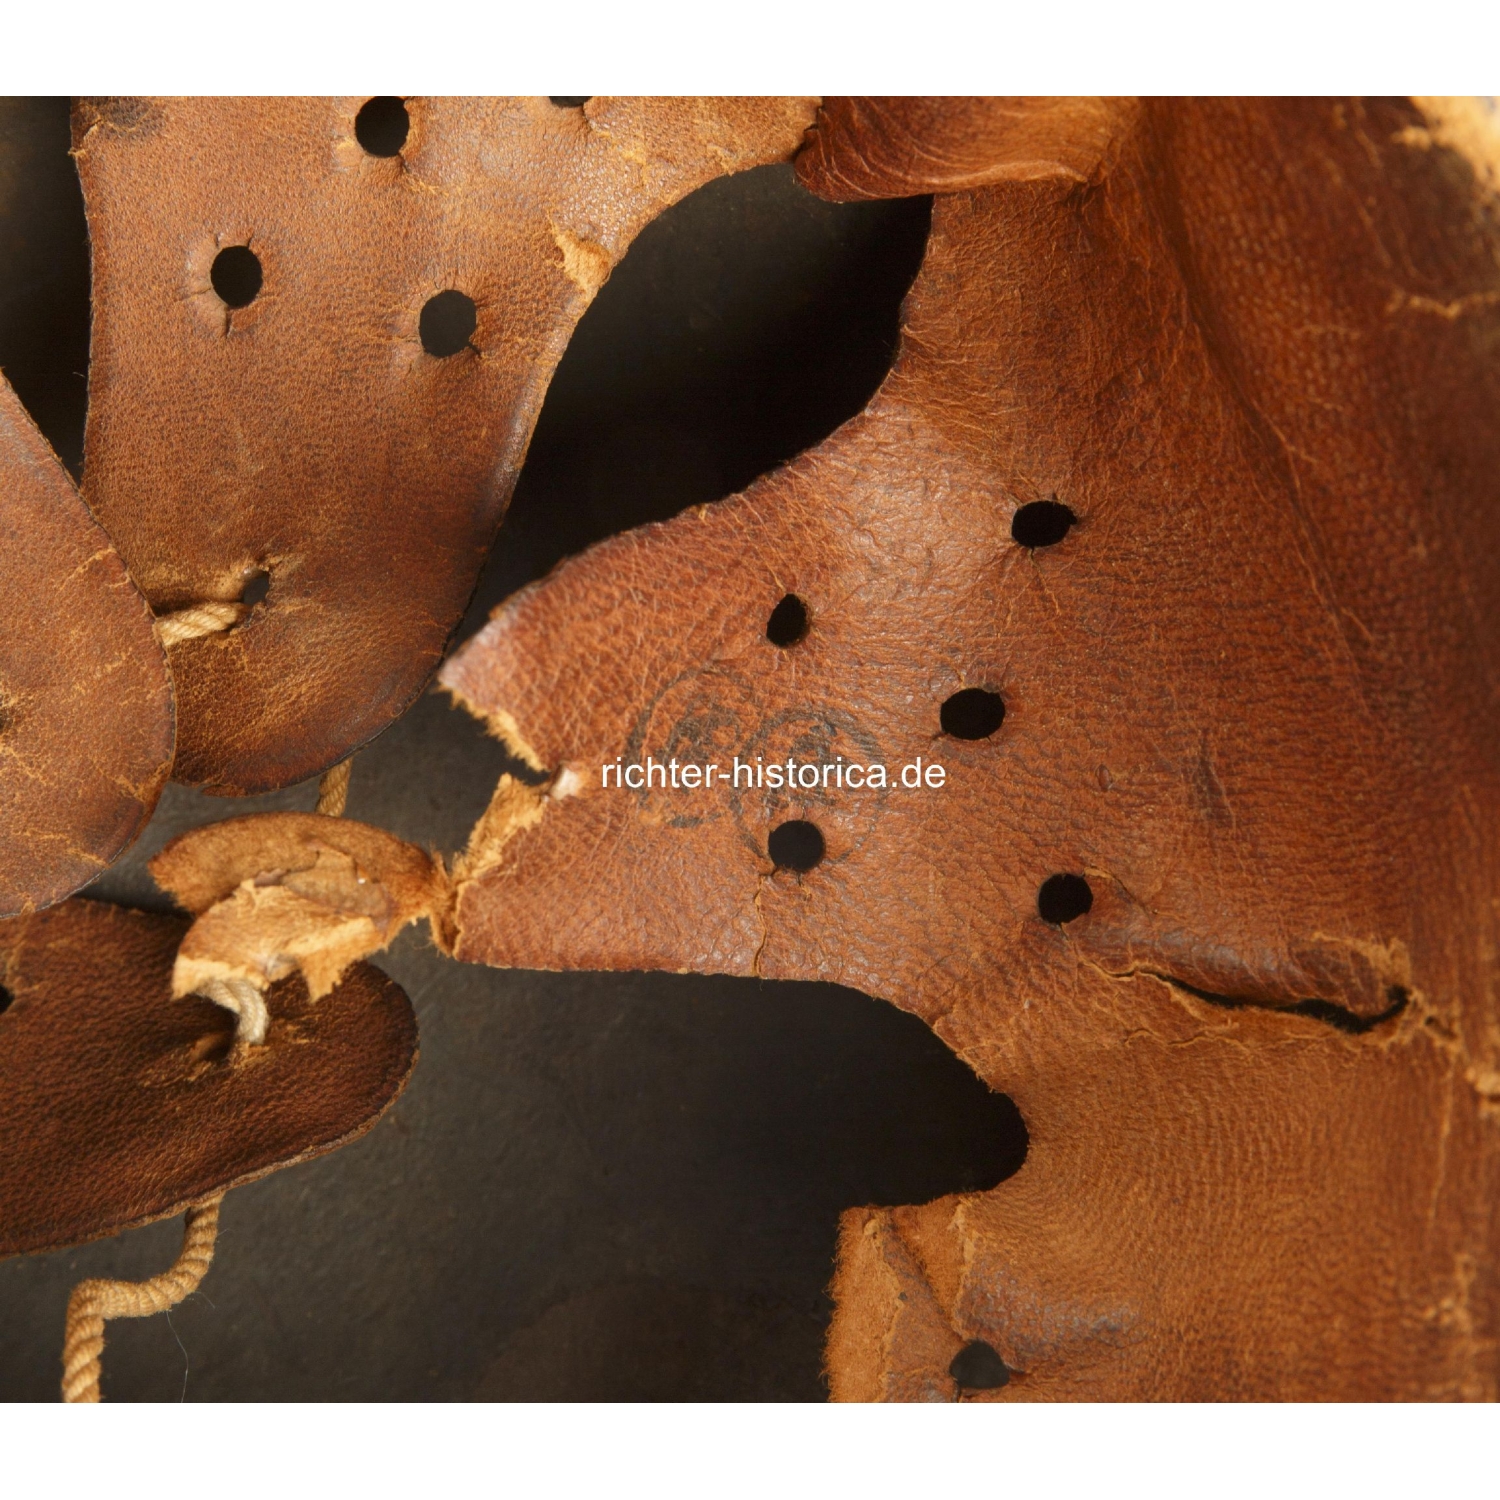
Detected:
[
  {"left": 72, "top": 95, "right": 816, "bottom": 795},
  {"left": 0, "top": 376, "right": 172, "bottom": 917},
  {"left": 0, "top": 899, "right": 416, "bottom": 1256},
  {"left": 436, "top": 98, "right": 1500, "bottom": 1398}
]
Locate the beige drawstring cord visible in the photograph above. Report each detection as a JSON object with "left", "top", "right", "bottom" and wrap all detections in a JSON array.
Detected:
[
  {"left": 154, "top": 602, "right": 248, "bottom": 648},
  {"left": 61, "top": 1193, "right": 224, "bottom": 1403},
  {"left": 315, "top": 757, "right": 353, "bottom": 816},
  {"left": 195, "top": 975, "right": 270, "bottom": 1047}
]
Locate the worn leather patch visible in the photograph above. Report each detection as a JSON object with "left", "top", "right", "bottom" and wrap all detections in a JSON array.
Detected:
[
  {"left": 0, "top": 378, "right": 172, "bottom": 917},
  {"left": 0, "top": 899, "right": 417, "bottom": 1256},
  {"left": 432, "top": 99, "right": 1500, "bottom": 1398},
  {"left": 72, "top": 96, "right": 816, "bottom": 794},
  {"left": 150, "top": 811, "right": 447, "bottom": 1003}
]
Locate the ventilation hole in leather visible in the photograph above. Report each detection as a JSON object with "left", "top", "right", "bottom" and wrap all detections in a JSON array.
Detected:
[
  {"left": 354, "top": 96, "right": 409, "bottom": 157},
  {"left": 189, "top": 1025, "right": 234, "bottom": 1065},
  {"left": 549, "top": 96, "right": 591, "bottom": 108},
  {"left": 463, "top": 164, "right": 933, "bottom": 628},
  {"left": 211, "top": 245, "right": 263, "bottom": 309},
  {"left": 769, "top": 819, "right": 824, "bottom": 872},
  {"left": 0, "top": 99, "right": 90, "bottom": 476},
  {"left": 765, "top": 593, "right": 808, "bottom": 647},
  {"left": 941, "top": 687, "right": 1005, "bottom": 740},
  {"left": 0, "top": 983, "right": 12, "bottom": 1016},
  {"left": 240, "top": 567, "right": 271, "bottom": 606},
  {"left": 1038, "top": 873, "right": 1093, "bottom": 924},
  {"left": 949, "top": 1340, "right": 1011, "bottom": 1391},
  {"left": 1011, "top": 499, "right": 1076, "bottom": 548},
  {"left": 420, "top": 290, "right": 477, "bottom": 357}
]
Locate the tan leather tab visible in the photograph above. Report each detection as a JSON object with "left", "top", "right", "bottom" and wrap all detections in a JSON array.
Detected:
[{"left": 150, "top": 811, "right": 446, "bottom": 1004}]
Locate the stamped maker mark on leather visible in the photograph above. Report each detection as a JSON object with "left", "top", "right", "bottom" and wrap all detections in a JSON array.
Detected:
[{"left": 620, "top": 666, "right": 891, "bottom": 863}]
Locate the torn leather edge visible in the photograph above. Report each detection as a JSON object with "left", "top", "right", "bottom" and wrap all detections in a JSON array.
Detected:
[{"left": 147, "top": 773, "right": 570, "bottom": 1033}]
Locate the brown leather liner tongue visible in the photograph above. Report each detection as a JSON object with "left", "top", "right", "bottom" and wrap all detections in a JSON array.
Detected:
[
  {"left": 423, "top": 99, "right": 1500, "bottom": 1399},
  {"left": 0, "top": 899, "right": 417, "bottom": 1257},
  {"left": 0, "top": 377, "right": 173, "bottom": 917},
  {"left": 72, "top": 96, "right": 815, "bottom": 795}
]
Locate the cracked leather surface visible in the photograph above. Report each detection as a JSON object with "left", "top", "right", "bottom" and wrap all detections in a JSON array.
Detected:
[
  {"left": 71, "top": 95, "right": 815, "bottom": 795},
  {"left": 427, "top": 98, "right": 1500, "bottom": 1398},
  {"left": 0, "top": 376, "right": 172, "bottom": 917},
  {"left": 0, "top": 899, "right": 416, "bottom": 1256}
]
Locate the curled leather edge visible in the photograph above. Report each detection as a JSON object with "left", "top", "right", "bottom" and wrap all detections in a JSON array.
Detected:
[{"left": 794, "top": 96, "right": 1140, "bottom": 200}]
